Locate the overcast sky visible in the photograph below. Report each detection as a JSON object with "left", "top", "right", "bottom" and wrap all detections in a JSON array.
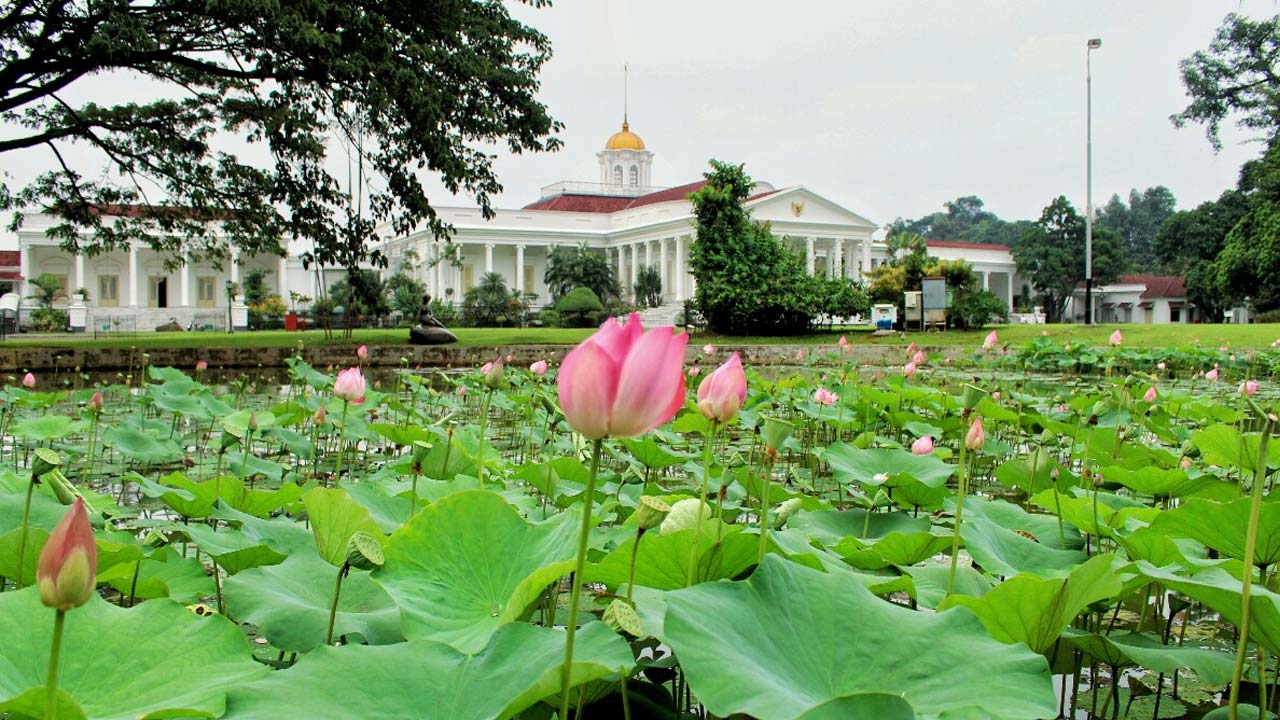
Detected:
[
  {"left": 3, "top": 1, "right": 1275, "bottom": 248},
  {"left": 474, "top": 0, "right": 1276, "bottom": 227}
]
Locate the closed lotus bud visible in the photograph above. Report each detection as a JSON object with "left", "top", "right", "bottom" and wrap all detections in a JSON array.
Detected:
[
  {"left": 529, "top": 359, "right": 549, "bottom": 376},
  {"left": 911, "top": 436, "right": 934, "bottom": 455},
  {"left": 1242, "top": 380, "right": 1260, "bottom": 398},
  {"left": 635, "top": 496, "right": 672, "bottom": 533},
  {"left": 1143, "top": 386, "right": 1158, "bottom": 403},
  {"left": 482, "top": 359, "right": 505, "bottom": 389},
  {"left": 247, "top": 412, "right": 258, "bottom": 432},
  {"left": 22, "top": 372, "right": 35, "bottom": 389},
  {"left": 775, "top": 497, "right": 803, "bottom": 526},
  {"left": 965, "top": 416, "right": 985, "bottom": 452},
  {"left": 196, "top": 360, "right": 208, "bottom": 372},
  {"left": 313, "top": 405, "right": 327, "bottom": 425},
  {"left": 37, "top": 498, "right": 97, "bottom": 611},
  {"left": 31, "top": 447, "right": 63, "bottom": 479},
  {"left": 88, "top": 390, "right": 104, "bottom": 414},
  {"left": 344, "top": 531, "right": 385, "bottom": 571}
]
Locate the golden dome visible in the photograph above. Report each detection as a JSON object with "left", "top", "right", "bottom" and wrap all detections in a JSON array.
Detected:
[{"left": 605, "top": 120, "right": 645, "bottom": 150}]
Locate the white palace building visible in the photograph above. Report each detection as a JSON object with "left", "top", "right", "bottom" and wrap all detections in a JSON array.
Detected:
[{"left": 14, "top": 119, "right": 1023, "bottom": 331}]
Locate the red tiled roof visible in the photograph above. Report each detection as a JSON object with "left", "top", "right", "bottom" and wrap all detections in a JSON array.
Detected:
[
  {"left": 926, "top": 240, "right": 1011, "bottom": 252},
  {"left": 1072, "top": 274, "right": 1187, "bottom": 298},
  {"left": 0, "top": 251, "right": 18, "bottom": 269},
  {"left": 522, "top": 180, "right": 780, "bottom": 214}
]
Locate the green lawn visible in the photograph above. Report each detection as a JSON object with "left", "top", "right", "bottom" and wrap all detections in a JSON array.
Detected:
[{"left": 5, "top": 323, "right": 1279, "bottom": 351}]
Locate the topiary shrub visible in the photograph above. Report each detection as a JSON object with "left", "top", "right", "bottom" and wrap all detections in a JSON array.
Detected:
[{"left": 554, "top": 286, "right": 605, "bottom": 327}]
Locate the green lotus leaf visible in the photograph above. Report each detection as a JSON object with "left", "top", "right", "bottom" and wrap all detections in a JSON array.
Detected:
[
  {"left": 102, "top": 426, "right": 183, "bottom": 464},
  {"left": 964, "top": 497, "right": 1081, "bottom": 551},
  {"left": 302, "top": 487, "right": 385, "bottom": 568},
  {"left": 619, "top": 436, "right": 688, "bottom": 469},
  {"left": 1063, "top": 629, "right": 1235, "bottom": 685},
  {"left": 586, "top": 522, "right": 758, "bottom": 590},
  {"left": 180, "top": 524, "right": 287, "bottom": 575},
  {"left": 1136, "top": 562, "right": 1280, "bottom": 655},
  {"left": 902, "top": 564, "right": 992, "bottom": 610},
  {"left": 222, "top": 621, "right": 630, "bottom": 720},
  {"left": 373, "top": 489, "right": 578, "bottom": 652},
  {"left": 939, "top": 553, "right": 1123, "bottom": 653},
  {"left": 12, "top": 415, "right": 86, "bottom": 442},
  {"left": 662, "top": 555, "right": 1056, "bottom": 720},
  {"left": 821, "top": 443, "right": 956, "bottom": 488},
  {"left": 0, "top": 589, "right": 265, "bottom": 720},
  {"left": 1100, "top": 464, "right": 1238, "bottom": 500},
  {"left": 1146, "top": 497, "right": 1280, "bottom": 567},
  {"left": 788, "top": 508, "right": 930, "bottom": 546},
  {"left": 224, "top": 553, "right": 402, "bottom": 652},
  {"left": 835, "top": 531, "right": 954, "bottom": 570},
  {"left": 960, "top": 515, "right": 1086, "bottom": 578},
  {"left": 96, "top": 546, "right": 214, "bottom": 604},
  {"left": 135, "top": 471, "right": 216, "bottom": 519},
  {"left": 1192, "top": 425, "right": 1280, "bottom": 473},
  {"left": 795, "top": 693, "right": 916, "bottom": 720}
]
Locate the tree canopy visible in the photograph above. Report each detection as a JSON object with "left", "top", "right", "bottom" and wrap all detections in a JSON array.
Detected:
[
  {"left": 1172, "top": 13, "right": 1280, "bottom": 150},
  {"left": 543, "top": 244, "right": 618, "bottom": 303},
  {"left": 1012, "top": 196, "right": 1124, "bottom": 323},
  {"left": 0, "top": 0, "right": 561, "bottom": 270},
  {"left": 1095, "top": 186, "right": 1177, "bottom": 269}
]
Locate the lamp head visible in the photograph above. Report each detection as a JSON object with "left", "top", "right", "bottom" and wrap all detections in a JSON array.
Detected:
[{"left": 1088, "top": 38, "right": 1102, "bottom": 49}]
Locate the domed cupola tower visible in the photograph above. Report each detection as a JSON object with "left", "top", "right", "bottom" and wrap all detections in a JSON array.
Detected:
[{"left": 597, "top": 116, "right": 653, "bottom": 191}]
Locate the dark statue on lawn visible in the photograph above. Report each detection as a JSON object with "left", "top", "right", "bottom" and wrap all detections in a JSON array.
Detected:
[{"left": 409, "top": 294, "right": 457, "bottom": 345}]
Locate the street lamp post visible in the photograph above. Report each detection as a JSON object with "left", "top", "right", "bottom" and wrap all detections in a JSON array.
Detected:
[{"left": 1085, "top": 37, "right": 1101, "bottom": 325}]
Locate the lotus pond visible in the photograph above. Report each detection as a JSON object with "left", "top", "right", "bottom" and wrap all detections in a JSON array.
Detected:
[{"left": 5, "top": 331, "right": 1280, "bottom": 720}]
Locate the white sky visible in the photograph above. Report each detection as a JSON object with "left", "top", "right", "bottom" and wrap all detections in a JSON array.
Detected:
[{"left": 1, "top": 1, "right": 1275, "bottom": 249}]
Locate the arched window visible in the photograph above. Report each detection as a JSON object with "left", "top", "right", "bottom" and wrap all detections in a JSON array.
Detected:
[
  {"left": 613, "top": 166, "right": 623, "bottom": 185},
  {"left": 629, "top": 166, "right": 639, "bottom": 186}
]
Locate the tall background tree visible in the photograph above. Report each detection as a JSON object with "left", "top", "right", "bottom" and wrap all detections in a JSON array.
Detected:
[
  {"left": 1153, "top": 189, "right": 1248, "bottom": 321},
  {"left": 1171, "top": 13, "right": 1280, "bottom": 151},
  {"left": 890, "top": 195, "right": 1032, "bottom": 249},
  {"left": 0, "top": 0, "right": 561, "bottom": 272},
  {"left": 1095, "top": 187, "right": 1177, "bottom": 269},
  {"left": 1012, "top": 197, "right": 1124, "bottom": 323}
]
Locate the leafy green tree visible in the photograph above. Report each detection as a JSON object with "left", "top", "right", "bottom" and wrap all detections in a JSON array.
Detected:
[
  {"left": 0, "top": 1, "right": 561, "bottom": 271},
  {"left": 634, "top": 266, "right": 662, "bottom": 308},
  {"left": 894, "top": 196, "right": 1029, "bottom": 248},
  {"left": 544, "top": 244, "right": 619, "bottom": 303},
  {"left": 241, "top": 268, "right": 272, "bottom": 307},
  {"left": 1154, "top": 189, "right": 1248, "bottom": 321},
  {"left": 688, "top": 160, "right": 820, "bottom": 335},
  {"left": 1012, "top": 196, "right": 1124, "bottom": 323},
  {"left": 385, "top": 272, "right": 427, "bottom": 320},
  {"left": 1172, "top": 13, "right": 1280, "bottom": 150},
  {"left": 1095, "top": 187, "right": 1177, "bottom": 269},
  {"left": 552, "top": 286, "right": 605, "bottom": 328},
  {"left": 328, "top": 269, "right": 389, "bottom": 317},
  {"left": 462, "top": 272, "right": 525, "bottom": 327},
  {"left": 1213, "top": 199, "right": 1280, "bottom": 310}
]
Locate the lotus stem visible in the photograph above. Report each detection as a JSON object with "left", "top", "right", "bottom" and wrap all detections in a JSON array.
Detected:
[
  {"left": 1229, "top": 414, "right": 1274, "bottom": 720},
  {"left": 15, "top": 474, "right": 36, "bottom": 588},
  {"left": 476, "top": 389, "right": 492, "bottom": 484},
  {"left": 333, "top": 402, "right": 349, "bottom": 484},
  {"left": 44, "top": 609, "right": 66, "bottom": 720},
  {"left": 946, "top": 441, "right": 971, "bottom": 597},
  {"left": 325, "top": 563, "right": 349, "bottom": 646},
  {"left": 758, "top": 455, "right": 772, "bottom": 566},
  {"left": 558, "top": 438, "right": 603, "bottom": 720},
  {"left": 687, "top": 424, "right": 717, "bottom": 587}
]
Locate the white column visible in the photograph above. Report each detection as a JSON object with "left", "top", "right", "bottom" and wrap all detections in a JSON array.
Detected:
[
  {"left": 229, "top": 248, "right": 240, "bottom": 286},
  {"left": 861, "top": 237, "right": 872, "bottom": 275},
  {"left": 981, "top": 271, "right": 990, "bottom": 291},
  {"left": 615, "top": 246, "right": 624, "bottom": 289},
  {"left": 834, "top": 239, "right": 844, "bottom": 278},
  {"left": 434, "top": 242, "right": 444, "bottom": 297},
  {"left": 277, "top": 256, "right": 288, "bottom": 299},
  {"left": 180, "top": 262, "right": 191, "bottom": 307},
  {"left": 17, "top": 245, "right": 29, "bottom": 298},
  {"left": 673, "top": 237, "right": 685, "bottom": 301},
  {"left": 128, "top": 244, "right": 140, "bottom": 307},
  {"left": 806, "top": 237, "right": 816, "bottom": 274},
  {"left": 1007, "top": 272, "right": 1015, "bottom": 311},
  {"left": 484, "top": 243, "right": 494, "bottom": 275},
  {"left": 74, "top": 253, "right": 85, "bottom": 294},
  {"left": 658, "top": 237, "right": 669, "bottom": 301},
  {"left": 644, "top": 240, "right": 653, "bottom": 271},
  {"left": 515, "top": 244, "right": 526, "bottom": 293},
  {"left": 629, "top": 244, "right": 638, "bottom": 293}
]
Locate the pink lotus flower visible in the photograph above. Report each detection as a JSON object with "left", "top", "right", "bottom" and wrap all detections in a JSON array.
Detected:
[
  {"left": 982, "top": 331, "right": 998, "bottom": 350},
  {"left": 1242, "top": 380, "right": 1260, "bottom": 397},
  {"left": 688, "top": 366, "right": 701, "bottom": 378},
  {"left": 912, "top": 350, "right": 926, "bottom": 365},
  {"left": 966, "top": 416, "right": 985, "bottom": 451},
  {"left": 813, "top": 388, "right": 838, "bottom": 406},
  {"left": 1109, "top": 329, "right": 1123, "bottom": 346},
  {"left": 506, "top": 353, "right": 515, "bottom": 363},
  {"left": 1181, "top": 457, "right": 1193, "bottom": 469},
  {"left": 530, "top": 360, "right": 549, "bottom": 376},
  {"left": 196, "top": 360, "right": 208, "bottom": 372},
  {"left": 702, "top": 343, "right": 716, "bottom": 355},
  {"left": 911, "top": 435, "right": 934, "bottom": 455},
  {"left": 837, "top": 336, "right": 850, "bottom": 352},
  {"left": 903, "top": 361, "right": 917, "bottom": 379},
  {"left": 37, "top": 498, "right": 97, "bottom": 611},
  {"left": 333, "top": 367, "right": 367, "bottom": 404},
  {"left": 88, "top": 390, "right": 103, "bottom": 413},
  {"left": 1206, "top": 368, "right": 1220, "bottom": 382},
  {"left": 356, "top": 344, "right": 368, "bottom": 360},
  {"left": 697, "top": 353, "right": 747, "bottom": 423},
  {"left": 21, "top": 372, "right": 35, "bottom": 389},
  {"left": 1231, "top": 354, "right": 1237, "bottom": 361},
  {"left": 1143, "top": 386, "right": 1157, "bottom": 403},
  {"left": 557, "top": 313, "right": 688, "bottom": 440},
  {"left": 313, "top": 405, "right": 327, "bottom": 424},
  {"left": 1157, "top": 362, "right": 1166, "bottom": 371}
]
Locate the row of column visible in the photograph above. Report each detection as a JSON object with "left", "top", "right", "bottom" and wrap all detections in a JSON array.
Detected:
[
  {"left": 611, "top": 235, "right": 690, "bottom": 303},
  {"left": 805, "top": 236, "right": 873, "bottom": 279}
]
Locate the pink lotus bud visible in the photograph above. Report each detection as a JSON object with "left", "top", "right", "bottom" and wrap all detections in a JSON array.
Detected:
[
  {"left": 530, "top": 359, "right": 549, "bottom": 376},
  {"left": 21, "top": 372, "right": 35, "bottom": 389},
  {"left": 903, "top": 361, "right": 917, "bottom": 379},
  {"left": 991, "top": 391, "right": 1002, "bottom": 401},
  {"left": 1109, "top": 329, "right": 1123, "bottom": 346},
  {"left": 37, "top": 498, "right": 97, "bottom": 611},
  {"left": 688, "top": 366, "right": 701, "bottom": 378},
  {"left": 965, "top": 416, "right": 985, "bottom": 451},
  {"left": 1143, "top": 386, "right": 1157, "bottom": 403},
  {"left": 333, "top": 367, "right": 367, "bottom": 403},
  {"left": 356, "top": 344, "right": 368, "bottom": 360},
  {"left": 812, "top": 388, "right": 838, "bottom": 406},
  {"left": 1041, "top": 330, "right": 1048, "bottom": 336},
  {"left": 506, "top": 354, "right": 514, "bottom": 363},
  {"left": 456, "top": 385, "right": 467, "bottom": 398},
  {"left": 702, "top": 343, "right": 716, "bottom": 355},
  {"left": 795, "top": 350, "right": 805, "bottom": 362},
  {"left": 1181, "top": 457, "right": 1192, "bottom": 469},
  {"left": 557, "top": 313, "right": 689, "bottom": 439},
  {"left": 1231, "top": 354, "right": 1237, "bottom": 361},
  {"left": 1242, "top": 380, "right": 1260, "bottom": 397},
  {"left": 837, "top": 336, "right": 850, "bottom": 352},
  {"left": 1206, "top": 368, "right": 1219, "bottom": 382},
  {"left": 697, "top": 353, "right": 747, "bottom": 423},
  {"left": 911, "top": 435, "right": 934, "bottom": 455},
  {"left": 1157, "top": 362, "right": 1166, "bottom": 370},
  {"left": 912, "top": 350, "right": 926, "bottom": 365},
  {"left": 906, "top": 341, "right": 918, "bottom": 356},
  {"left": 196, "top": 360, "right": 209, "bottom": 372},
  {"left": 88, "top": 390, "right": 103, "bottom": 413},
  {"left": 982, "top": 331, "right": 998, "bottom": 350},
  {"left": 482, "top": 359, "right": 505, "bottom": 388},
  {"left": 313, "top": 405, "right": 327, "bottom": 425}
]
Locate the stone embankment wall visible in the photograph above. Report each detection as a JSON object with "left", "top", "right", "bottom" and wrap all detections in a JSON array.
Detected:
[{"left": 0, "top": 342, "right": 937, "bottom": 373}]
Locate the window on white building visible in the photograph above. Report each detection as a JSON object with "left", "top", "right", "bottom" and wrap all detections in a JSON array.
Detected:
[
  {"left": 98, "top": 275, "right": 119, "bottom": 307},
  {"left": 148, "top": 276, "right": 169, "bottom": 308},
  {"left": 197, "top": 276, "right": 217, "bottom": 308},
  {"left": 613, "top": 166, "right": 623, "bottom": 185},
  {"left": 629, "top": 166, "right": 638, "bottom": 186},
  {"left": 523, "top": 265, "right": 535, "bottom": 295}
]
